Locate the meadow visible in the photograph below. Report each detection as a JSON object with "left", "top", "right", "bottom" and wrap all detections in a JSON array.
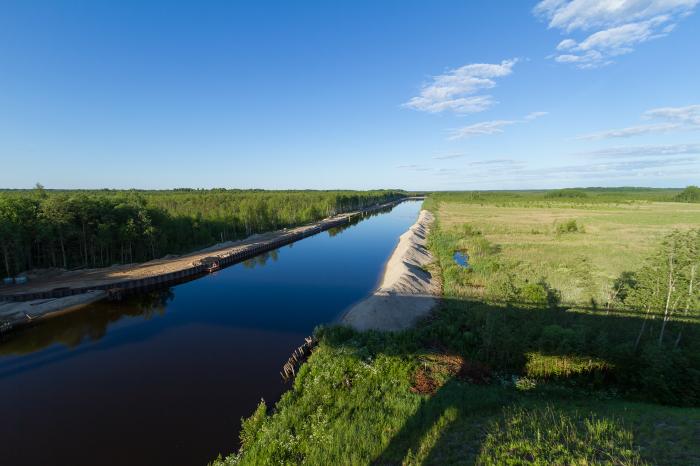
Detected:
[
  {"left": 432, "top": 193, "right": 700, "bottom": 305},
  {"left": 213, "top": 188, "right": 700, "bottom": 465}
]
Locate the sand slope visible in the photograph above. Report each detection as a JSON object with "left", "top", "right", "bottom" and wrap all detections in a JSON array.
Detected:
[{"left": 342, "top": 210, "right": 438, "bottom": 332}]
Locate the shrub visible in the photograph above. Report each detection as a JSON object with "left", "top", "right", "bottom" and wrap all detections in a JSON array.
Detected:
[
  {"left": 556, "top": 219, "right": 583, "bottom": 234},
  {"left": 485, "top": 272, "right": 520, "bottom": 302},
  {"left": 674, "top": 185, "right": 700, "bottom": 203},
  {"left": 539, "top": 325, "right": 578, "bottom": 352},
  {"left": 239, "top": 399, "right": 268, "bottom": 450},
  {"left": 520, "top": 280, "right": 561, "bottom": 309}
]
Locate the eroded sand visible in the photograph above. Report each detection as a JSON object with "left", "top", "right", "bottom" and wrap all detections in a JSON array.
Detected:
[{"left": 342, "top": 210, "right": 439, "bottom": 332}]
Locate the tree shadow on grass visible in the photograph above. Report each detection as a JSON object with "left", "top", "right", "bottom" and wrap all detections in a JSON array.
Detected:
[{"left": 326, "top": 295, "right": 700, "bottom": 465}]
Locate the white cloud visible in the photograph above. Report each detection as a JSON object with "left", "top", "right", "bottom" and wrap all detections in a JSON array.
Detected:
[
  {"left": 468, "top": 159, "right": 522, "bottom": 167},
  {"left": 396, "top": 164, "right": 432, "bottom": 171},
  {"left": 577, "top": 142, "right": 700, "bottom": 157},
  {"left": 449, "top": 111, "right": 548, "bottom": 140},
  {"left": 524, "top": 111, "right": 549, "bottom": 121},
  {"left": 432, "top": 153, "right": 467, "bottom": 160},
  {"left": 577, "top": 103, "right": 700, "bottom": 139},
  {"left": 644, "top": 104, "right": 700, "bottom": 125},
  {"left": 448, "top": 120, "right": 517, "bottom": 140},
  {"left": 577, "top": 122, "right": 680, "bottom": 139},
  {"left": 403, "top": 59, "right": 517, "bottom": 114},
  {"left": 534, "top": 0, "right": 698, "bottom": 68}
]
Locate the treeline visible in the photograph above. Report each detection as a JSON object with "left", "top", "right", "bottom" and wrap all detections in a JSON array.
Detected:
[
  {"left": 0, "top": 188, "right": 406, "bottom": 276},
  {"left": 429, "top": 187, "right": 693, "bottom": 204},
  {"left": 675, "top": 185, "right": 700, "bottom": 202}
]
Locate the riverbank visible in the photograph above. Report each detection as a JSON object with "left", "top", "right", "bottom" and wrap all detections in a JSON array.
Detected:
[
  {"left": 0, "top": 198, "right": 420, "bottom": 333},
  {"left": 213, "top": 191, "right": 700, "bottom": 465},
  {"left": 2, "top": 199, "right": 427, "bottom": 466},
  {"left": 0, "top": 291, "right": 107, "bottom": 333},
  {"left": 341, "top": 209, "right": 438, "bottom": 331}
]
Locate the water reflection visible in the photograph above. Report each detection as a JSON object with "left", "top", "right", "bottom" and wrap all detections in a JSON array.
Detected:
[
  {"left": 242, "top": 249, "right": 280, "bottom": 269},
  {"left": 0, "top": 200, "right": 424, "bottom": 466},
  {"left": 454, "top": 251, "right": 469, "bottom": 268},
  {"left": 327, "top": 204, "right": 395, "bottom": 237},
  {"left": 0, "top": 289, "right": 174, "bottom": 356}
]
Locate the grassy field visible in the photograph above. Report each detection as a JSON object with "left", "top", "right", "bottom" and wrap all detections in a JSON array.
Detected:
[
  {"left": 212, "top": 189, "right": 700, "bottom": 465},
  {"left": 435, "top": 199, "right": 700, "bottom": 305}
]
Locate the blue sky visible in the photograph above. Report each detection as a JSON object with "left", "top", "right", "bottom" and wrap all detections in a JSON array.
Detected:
[{"left": 1, "top": 0, "right": 699, "bottom": 190}]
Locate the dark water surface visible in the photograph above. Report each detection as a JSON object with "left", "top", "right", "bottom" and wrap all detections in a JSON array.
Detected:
[{"left": 0, "top": 201, "right": 423, "bottom": 466}]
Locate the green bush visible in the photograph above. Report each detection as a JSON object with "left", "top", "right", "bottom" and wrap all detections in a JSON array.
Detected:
[
  {"left": 240, "top": 400, "right": 268, "bottom": 450},
  {"left": 556, "top": 219, "right": 583, "bottom": 234},
  {"left": 520, "top": 280, "right": 561, "bottom": 309},
  {"left": 539, "top": 324, "right": 582, "bottom": 353},
  {"left": 485, "top": 272, "right": 520, "bottom": 302},
  {"left": 675, "top": 185, "right": 700, "bottom": 203}
]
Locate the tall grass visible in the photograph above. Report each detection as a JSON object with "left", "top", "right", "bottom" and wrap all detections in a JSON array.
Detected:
[{"left": 477, "top": 406, "right": 645, "bottom": 465}]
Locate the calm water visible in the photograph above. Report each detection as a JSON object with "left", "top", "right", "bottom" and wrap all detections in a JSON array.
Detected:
[
  {"left": 0, "top": 200, "right": 422, "bottom": 466},
  {"left": 454, "top": 251, "right": 469, "bottom": 268}
]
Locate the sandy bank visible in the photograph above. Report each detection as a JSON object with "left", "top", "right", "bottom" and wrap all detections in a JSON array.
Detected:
[
  {"left": 341, "top": 209, "right": 439, "bottom": 332},
  {"left": 0, "top": 290, "right": 107, "bottom": 333}
]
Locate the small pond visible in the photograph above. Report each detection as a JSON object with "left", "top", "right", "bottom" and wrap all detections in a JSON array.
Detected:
[{"left": 454, "top": 251, "right": 469, "bottom": 268}]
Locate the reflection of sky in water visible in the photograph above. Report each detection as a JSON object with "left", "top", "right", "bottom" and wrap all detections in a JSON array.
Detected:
[
  {"left": 0, "top": 201, "right": 423, "bottom": 466},
  {"left": 454, "top": 251, "right": 469, "bottom": 268}
]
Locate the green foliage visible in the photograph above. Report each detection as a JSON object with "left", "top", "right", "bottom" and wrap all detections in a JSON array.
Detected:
[
  {"left": 619, "top": 229, "right": 700, "bottom": 347},
  {"left": 520, "top": 281, "right": 561, "bottom": 308},
  {"left": 0, "top": 189, "right": 405, "bottom": 276},
  {"left": 525, "top": 352, "right": 610, "bottom": 380},
  {"left": 218, "top": 318, "right": 699, "bottom": 465},
  {"left": 477, "top": 406, "right": 645, "bottom": 465},
  {"left": 485, "top": 272, "right": 520, "bottom": 302},
  {"left": 239, "top": 400, "right": 268, "bottom": 451},
  {"left": 556, "top": 219, "right": 584, "bottom": 234},
  {"left": 545, "top": 188, "right": 589, "bottom": 199},
  {"left": 675, "top": 185, "right": 700, "bottom": 203},
  {"left": 611, "top": 271, "right": 638, "bottom": 303}
]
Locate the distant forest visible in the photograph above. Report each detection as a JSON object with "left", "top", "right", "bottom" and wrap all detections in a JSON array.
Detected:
[{"left": 0, "top": 188, "right": 406, "bottom": 277}]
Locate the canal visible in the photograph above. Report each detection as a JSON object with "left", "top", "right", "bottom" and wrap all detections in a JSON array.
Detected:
[{"left": 0, "top": 200, "right": 423, "bottom": 466}]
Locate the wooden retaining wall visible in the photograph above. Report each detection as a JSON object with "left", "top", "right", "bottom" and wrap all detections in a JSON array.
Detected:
[{"left": 0, "top": 198, "right": 420, "bottom": 303}]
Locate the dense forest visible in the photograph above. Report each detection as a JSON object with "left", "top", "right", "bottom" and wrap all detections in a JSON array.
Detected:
[{"left": 0, "top": 188, "right": 406, "bottom": 277}]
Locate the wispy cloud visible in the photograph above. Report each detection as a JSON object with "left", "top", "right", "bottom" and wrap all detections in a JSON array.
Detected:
[
  {"left": 644, "top": 104, "right": 700, "bottom": 125},
  {"left": 468, "top": 159, "right": 521, "bottom": 166},
  {"left": 577, "top": 142, "right": 700, "bottom": 157},
  {"left": 403, "top": 59, "right": 517, "bottom": 114},
  {"left": 435, "top": 168, "right": 459, "bottom": 176},
  {"left": 432, "top": 153, "right": 467, "bottom": 160},
  {"left": 577, "top": 104, "right": 700, "bottom": 139},
  {"left": 396, "top": 164, "right": 432, "bottom": 171},
  {"left": 530, "top": 156, "right": 700, "bottom": 178},
  {"left": 441, "top": 156, "right": 700, "bottom": 188},
  {"left": 534, "top": 0, "right": 698, "bottom": 68},
  {"left": 577, "top": 123, "right": 680, "bottom": 140},
  {"left": 449, "top": 111, "right": 548, "bottom": 140},
  {"left": 448, "top": 120, "right": 517, "bottom": 140},
  {"left": 524, "top": 111, "right": 549, "bottom": 121}
]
